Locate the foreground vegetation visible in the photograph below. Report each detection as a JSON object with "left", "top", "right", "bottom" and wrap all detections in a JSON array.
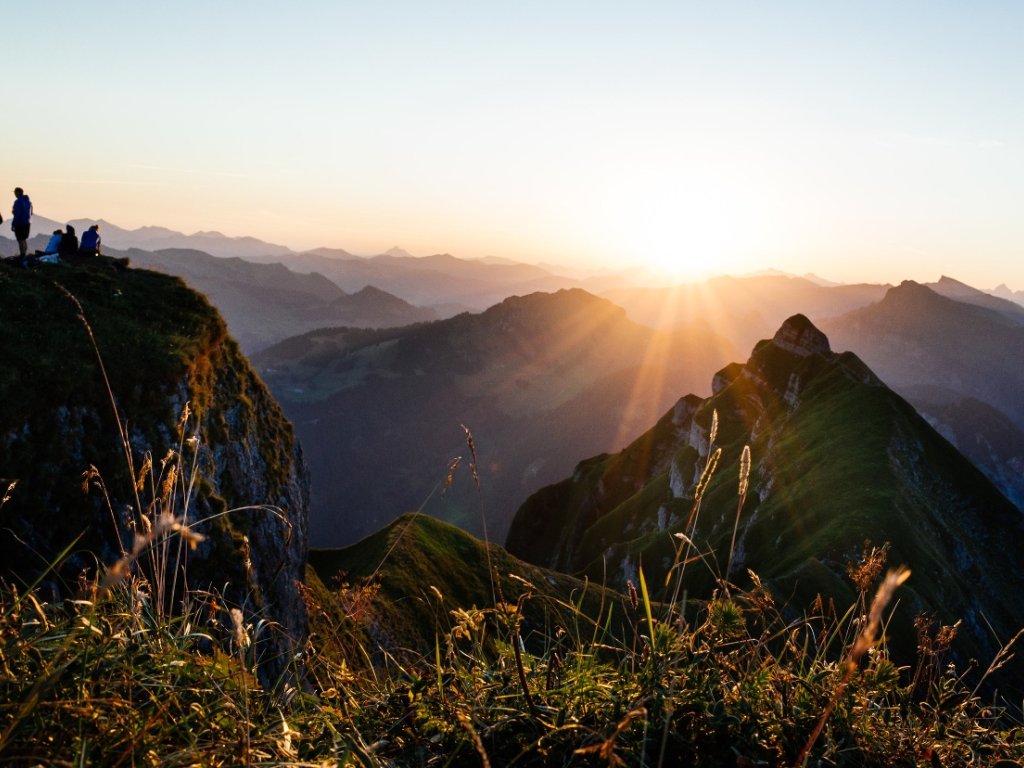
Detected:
[{"left": 2, "top": 533, "right": 1022, "bottom": 767}]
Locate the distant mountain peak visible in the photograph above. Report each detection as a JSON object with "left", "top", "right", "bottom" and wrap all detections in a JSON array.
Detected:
[
  {"left": 932, "top": 275, "right": 983, "bottom": 294},
  {"left": 383, "top": 246, "right": 414, "bottom": 259},
  {"left": 890, "top": 280, "right": 940, "bottom": 300},
  {"left": 772, "top": 314, "right": 831, "bottom": 357}
]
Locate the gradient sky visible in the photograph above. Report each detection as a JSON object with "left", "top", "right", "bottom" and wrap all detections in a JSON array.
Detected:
[{"left": 7, "top": 1, "right": 1023, "bottom": 288}]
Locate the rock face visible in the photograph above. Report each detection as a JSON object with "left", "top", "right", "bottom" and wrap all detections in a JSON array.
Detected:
[
  {"left": 770, "top": 313, "right": 831, "bottom": 357},
  {"left": 506, "top": 315, "right": 1024, "bottom": 682},
  {"left": 0, "top": 259, "right": 309, "bottom": 672}
]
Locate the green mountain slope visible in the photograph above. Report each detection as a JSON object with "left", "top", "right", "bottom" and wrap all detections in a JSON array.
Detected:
[
  {"left": 308, "top": 513, "right": 619, "bottom": 655},
  {"left": 254, "top": 288, "right": 739, "bottom": 546},
  {"left": 506, "top": 315, "right": 1024, "bottom": 676}
]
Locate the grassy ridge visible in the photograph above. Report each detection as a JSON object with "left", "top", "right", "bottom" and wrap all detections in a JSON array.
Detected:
[
  {"left": 308, "top": 513, "right": 622, "bottom": 657},
  {"left": 0, "top": 257, "right": 223, "bottom": 422}
]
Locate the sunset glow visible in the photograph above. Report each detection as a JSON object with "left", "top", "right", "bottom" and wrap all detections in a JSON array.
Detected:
[{"left": 7, "top": 1, "right": 1023, "bottom": 289}]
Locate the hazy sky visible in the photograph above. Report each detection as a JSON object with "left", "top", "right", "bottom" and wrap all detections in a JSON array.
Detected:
[{"left": 7, "top": 1, "right": 1023, "bottom": 287}]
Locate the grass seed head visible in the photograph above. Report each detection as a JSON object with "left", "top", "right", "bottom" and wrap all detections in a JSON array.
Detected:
[{"left": 738, "top": 444, "right": 751, "bottom": 497}]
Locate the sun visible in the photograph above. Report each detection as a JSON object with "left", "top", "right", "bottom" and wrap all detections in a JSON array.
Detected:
[{"left": 586, "top": 166, "right": 774, "bottom": 283}]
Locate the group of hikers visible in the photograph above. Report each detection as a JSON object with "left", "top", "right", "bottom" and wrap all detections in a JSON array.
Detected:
[
  {"left": 37, "top": 223, "right": 102, "bottom": 261},
  {"left": 3, "top": 187, "right": 103, "bottom": 266}
]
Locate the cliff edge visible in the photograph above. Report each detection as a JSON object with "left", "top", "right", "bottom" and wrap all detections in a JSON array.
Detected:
[{"left": 0, "top": 256, "right": 310, "bottom": 669}]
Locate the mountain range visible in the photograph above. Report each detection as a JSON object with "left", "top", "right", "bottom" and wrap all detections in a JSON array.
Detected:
[
  {"left": 3, "top": 217, "right": 624, "bottom": 314},
  {"left": 4, "top": 243, "right": 1024, "bottom": 708},
  {"left": 5, "top": 215, "right": 294, "bottom": 260},
  {"left": 5, "top": 217, "right": 1024, "bottom": 571},
  {"left": 110, "top": 246, "right": 438, "bottom": 352},
  {"left": 254, "top": 289, "right": 739, "bottom": 546},
  {"left": 244, "top": 248, "right": 627, "bottom": 313}
]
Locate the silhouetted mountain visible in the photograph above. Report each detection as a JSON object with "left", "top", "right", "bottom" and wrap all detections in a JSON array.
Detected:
[
  {"left": 822, "top": 281, "right": 1024, "bottom": 430},
  {"left": 990, "top": 283, "right": 1024, "bottom": 306},
  {"left": 506, "top": 315, "right": 1024, "bottom": 680},
  {"left": 112, "top": 247, "right": 438, "bottom": 352},
  {"left": 262, "top": 250, "right": 607, "bottom": 312},
  {"left": 305, "top": 246, "right": 361, "bottom": 260},
  {"left": 253, "top": 289, "right": 739, "bottom": 547},
  {"left": 926, "top": 275, "right": 1024, "bottom": 325}
]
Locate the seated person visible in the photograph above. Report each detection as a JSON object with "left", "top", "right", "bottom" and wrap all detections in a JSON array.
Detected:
[
  {"left": 57, "top": 224, "right": 79, "bottom": 258},
  {"left": 79, "top": 224, "right": 102, "bottom": 256},
  {"left": 35, "top": 229, "right": 63, "bottom": 256}
]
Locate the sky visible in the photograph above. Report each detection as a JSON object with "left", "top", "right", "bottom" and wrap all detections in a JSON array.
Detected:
[{"left": 6, "top": 1, "right": 1024, "bottom": 288}]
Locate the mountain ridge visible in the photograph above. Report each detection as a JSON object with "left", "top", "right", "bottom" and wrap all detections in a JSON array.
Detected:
[{"left": 506, "top": 314, "right": 1024, "bottom": 678}]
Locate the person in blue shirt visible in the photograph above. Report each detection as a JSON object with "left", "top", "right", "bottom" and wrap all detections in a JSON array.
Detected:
[
  {"left": 79, "top": 224, "right": 102, "bottom": 256},
  {"left": 35, "top": 229, "right": 63, "bottom": 256},
  {"left": 11, "top": 188, "right": 32, "bottom": 258}
]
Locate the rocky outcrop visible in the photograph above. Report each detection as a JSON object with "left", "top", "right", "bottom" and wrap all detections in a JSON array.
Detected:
[
  {"left": 770, "top": 313, "right": 831, "bottom": 357},
  {"left": 0, "top": 259, "right": 309, "bottom": 676}
]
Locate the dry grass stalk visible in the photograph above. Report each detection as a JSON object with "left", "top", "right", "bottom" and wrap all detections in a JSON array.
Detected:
[
  {"left": 456, "top": 710, "right": 491, "bottom": 768},
  {"left": 99, "top": 512, "right": 205, "bottom": 596},
  {"left": 795, "top": 566, "right": 911, "bottom": 766},
  {"left": 574, "top": 707, "right": 647, "bottom": 767},
  {"left": 726, "top": 445, "right": 752, "bottom": 583}
]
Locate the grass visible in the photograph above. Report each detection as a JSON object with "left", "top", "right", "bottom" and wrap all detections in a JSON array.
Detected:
[{"left": 3, "top": 523, "right": 1024, "bottom": 766}]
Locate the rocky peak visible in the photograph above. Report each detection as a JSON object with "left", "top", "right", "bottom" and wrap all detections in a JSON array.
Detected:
[{"left": 771, "top": 314, "right": 831, "bottom": 357}]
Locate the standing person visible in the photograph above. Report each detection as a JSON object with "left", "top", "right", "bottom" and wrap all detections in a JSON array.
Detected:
[
  {"left": 79, "top": 224, "right": 102, "bottom": 256},
  {"left": 11, "top": 188, "right": 32, "bottom": 259}
]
